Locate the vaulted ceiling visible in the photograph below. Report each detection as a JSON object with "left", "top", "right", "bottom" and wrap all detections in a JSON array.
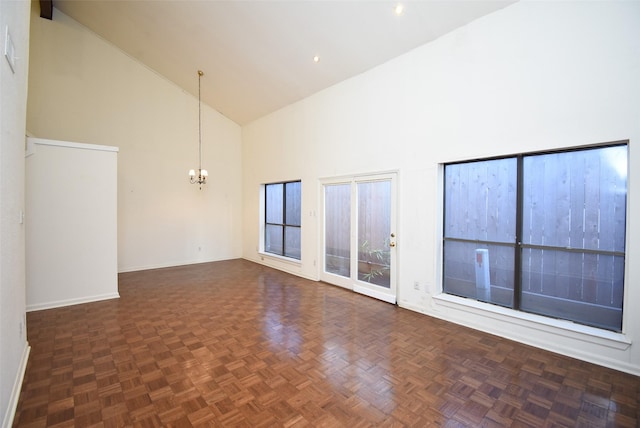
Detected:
[{"left": 51, "top": 0, "right": 515, "bottom": 125}]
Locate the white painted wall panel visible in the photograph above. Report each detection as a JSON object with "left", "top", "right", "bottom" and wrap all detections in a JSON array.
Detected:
[
  {"left": 0, "top": 0, "right": 31, "bottom": 426},
  {"left": 25, "top": 138, "right": 119, "bottom": 311}
]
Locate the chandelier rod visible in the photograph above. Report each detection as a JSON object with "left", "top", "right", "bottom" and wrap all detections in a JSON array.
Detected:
[{"left": 198, "top": 70, "right": 203, "bottom": 173}]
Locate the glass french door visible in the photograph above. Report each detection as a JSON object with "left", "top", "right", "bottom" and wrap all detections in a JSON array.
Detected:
[{"left": 321, "top": 173, "right": 397, "bottom": 303}]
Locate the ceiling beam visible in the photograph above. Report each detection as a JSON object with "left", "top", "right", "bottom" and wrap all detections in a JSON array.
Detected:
[{"left": 40, "top": 0, "right": 53, "bottom": 20}]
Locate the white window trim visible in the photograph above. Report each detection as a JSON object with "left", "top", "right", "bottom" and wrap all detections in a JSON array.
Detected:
[
  {"left": 259, "top": 181, "right": 302, "bottom": 262},
  {"left": 258, "top": 250, "right": 302, "bottom": 267},
  {"left": 440, "top": 144, "right": 628, "bottom": 335}
]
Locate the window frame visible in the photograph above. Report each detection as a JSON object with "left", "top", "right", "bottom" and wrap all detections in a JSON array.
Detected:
[
  {"left": 442, "top": 142, "right": 628, "bottom": 332},
  {"left": 263, "top": 180, "right": 302, "bottom": 260}
]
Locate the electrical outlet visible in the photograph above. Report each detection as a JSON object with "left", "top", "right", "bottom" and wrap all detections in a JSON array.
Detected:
[{"left": 413, "top": 281, "right": 420, "bottom": 291}]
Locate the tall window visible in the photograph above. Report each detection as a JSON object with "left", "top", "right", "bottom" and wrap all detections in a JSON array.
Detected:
[
  {"left": 264, "top": 181, "right": 301, "bottom": 259},
  {"left": 443, "top": 144, "right": 627, "bottom": 332}
]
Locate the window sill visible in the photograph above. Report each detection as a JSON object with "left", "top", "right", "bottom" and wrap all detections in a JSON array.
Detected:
[
  {"left": 258, "top": 251, "right": 302, "bottom": 267},
  {"left": 433, "top": 293, "right": 631, "bottom": 351}
]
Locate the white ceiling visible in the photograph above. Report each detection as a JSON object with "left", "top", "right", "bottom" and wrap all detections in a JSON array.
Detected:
[{"left": 52, "top": 0, "right": 515, "bottom": 125}]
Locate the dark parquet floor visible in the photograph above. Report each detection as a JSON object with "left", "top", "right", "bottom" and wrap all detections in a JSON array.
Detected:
[{"left": 13, "top": 259, "right": 640, "bottom": 427}]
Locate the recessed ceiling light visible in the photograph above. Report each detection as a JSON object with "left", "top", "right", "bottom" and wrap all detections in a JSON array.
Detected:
[
  {"left": 394, "top": 4, "right": 404, "bottom": 16},
  {"left": 313, "top": 55, "right": 320, "bottom": 63}
]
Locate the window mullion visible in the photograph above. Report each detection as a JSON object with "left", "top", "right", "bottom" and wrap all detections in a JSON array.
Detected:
[
  {"left": 282, "top": 183, "right": 287, "bottom": 256},
  {"left": 513, "top": 155, "right": 524, "bottom": 310}
]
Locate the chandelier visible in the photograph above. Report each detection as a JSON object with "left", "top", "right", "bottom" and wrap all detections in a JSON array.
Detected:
[{"left": 188, "top": 70, "right": 208, "bottom": 189}]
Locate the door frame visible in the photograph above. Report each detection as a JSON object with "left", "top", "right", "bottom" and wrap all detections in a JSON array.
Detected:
[{"left": 319, "top": 171, "right": 398, "bottom": 304}]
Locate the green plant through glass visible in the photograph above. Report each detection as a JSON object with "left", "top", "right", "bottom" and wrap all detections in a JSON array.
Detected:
[{"left": 359, "top": 238, "right": 390, "bottom": 284}]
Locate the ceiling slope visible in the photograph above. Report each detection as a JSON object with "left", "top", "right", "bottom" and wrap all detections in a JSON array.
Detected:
[{"left": 53, "top": 0, "right": 515, "bottom": 125}]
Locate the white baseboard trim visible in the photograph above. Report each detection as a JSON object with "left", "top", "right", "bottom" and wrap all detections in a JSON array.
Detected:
[
  {"left": 243, "top": 256, "right": 319, "bottom": 282},
  {"left": 2, "top": 343, "right": 30, "bottom": 428},
  {"left": 118, "top": 257, "right": 240, "bottom": 273},
  {"left": 26, "top": 292, "right": 120, "bottom": 312}
]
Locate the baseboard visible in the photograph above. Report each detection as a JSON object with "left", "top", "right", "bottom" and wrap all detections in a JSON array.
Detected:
[
  {"left": 118, "top": 257, "right": 240, "bottom": 273},
  {"left": 26, "top": 292, "right": 120, "bottom": 312},
  {"left": 242, "top": 256, "right": 319, "bottom": 282},
  {"left": 2, "top": 343, "right": 30, "bottom": 428}
]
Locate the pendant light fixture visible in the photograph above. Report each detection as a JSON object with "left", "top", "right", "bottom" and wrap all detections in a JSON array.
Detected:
[{"left": 189, "top": 70, "right": 208, "bottom": 189}]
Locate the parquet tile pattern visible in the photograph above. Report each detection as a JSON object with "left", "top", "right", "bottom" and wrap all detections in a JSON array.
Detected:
[{"left": 13, "top": 259, "right": 640, "bottom": 427}]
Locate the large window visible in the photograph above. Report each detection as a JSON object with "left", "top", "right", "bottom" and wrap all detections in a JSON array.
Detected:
[
  {"left": 443, "top": 144, "right": 627, "bottom": 332},
  {"left": 264, "top": 181, "right": 301, "bottom": 259}
]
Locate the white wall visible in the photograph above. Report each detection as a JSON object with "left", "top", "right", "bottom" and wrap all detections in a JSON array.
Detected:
[
  {"left": 25, "top": 138, "right": 119, "bottom": 311},
  {"left": 27, "top": 7, "right": 243, "bottom": 272},
  {"left": 242, "top": 1, "right": 640, "bottom": 375},
  {"left": 0, "top": 1, "right": 30, "bottom": 426}
]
